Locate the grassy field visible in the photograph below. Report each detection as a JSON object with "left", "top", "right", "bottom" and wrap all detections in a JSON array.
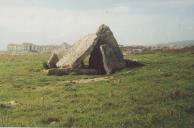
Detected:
[{"left": 0, "top": 50, "right": 194, "bottom": 127}]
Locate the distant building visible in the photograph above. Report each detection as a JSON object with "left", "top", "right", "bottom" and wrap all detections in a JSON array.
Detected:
[
  {"left": 7, "top": 42, "right": 71, "bottom": 54},
  {"left": 120, "top": 46, "right": 146, "bottom": 55}
]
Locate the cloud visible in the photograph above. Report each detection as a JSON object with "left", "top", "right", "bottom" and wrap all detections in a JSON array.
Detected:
[
  {"left": 145, "top": 0, "right": 194, "bottom": 8},
  {"left": 0, "top": 0, "right": 193, "bottom": 50},
  {"left": 0, "top": 4, "right": 134, "bottom": 50},
  {"left": 106, "top": 6, "right": 129, "bottom": 13},
  {"left": 0, "top": 4, "right": 147, "bottom": 41}
]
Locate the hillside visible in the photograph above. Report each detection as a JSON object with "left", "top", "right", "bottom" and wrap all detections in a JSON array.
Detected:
[
  {"left": 154, "top": 40, "right": 194, "bottom": 49},
  {"left": 0, "top": 50, "right": 193, "bottom": 127}
]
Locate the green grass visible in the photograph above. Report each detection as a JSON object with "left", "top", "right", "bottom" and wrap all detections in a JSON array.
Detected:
[{"left": 0, "top": 51, "right": 194, "bottom": 127}]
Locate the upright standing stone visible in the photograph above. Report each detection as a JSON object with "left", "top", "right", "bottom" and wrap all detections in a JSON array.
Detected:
[
  {"left": 48, "top": 53, "right": 59, "bottom": 68},
  {"left": 100, "top": 44, "right": 126, "bottom": 74},
  {"left": 97, "top": 25, "right": 126, "bottom": 74}
]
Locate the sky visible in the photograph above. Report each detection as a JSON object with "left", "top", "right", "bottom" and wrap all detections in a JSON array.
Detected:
[{"left": 0, "top": 0, "right": 194, "bottom": 51}]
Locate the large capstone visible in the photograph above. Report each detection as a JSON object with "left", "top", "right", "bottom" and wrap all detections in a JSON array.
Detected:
[{"left": 56, "top": 34, "right": 98, "bottom": 68}]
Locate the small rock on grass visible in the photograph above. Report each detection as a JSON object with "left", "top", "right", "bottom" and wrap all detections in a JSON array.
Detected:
[{"left": 0, "top": 100, "right": 19, "bottom": 108}]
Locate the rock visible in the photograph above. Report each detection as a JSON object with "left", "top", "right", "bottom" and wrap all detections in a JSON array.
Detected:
[
  {"left": 0, "top": 102, "right": 11, "bottom": 108},
  {"left": 43, "top": 117, "right": 60, "bottom": 125},
  {"left": 46, "top": 24, "right": 136, "bottom": 75},
  {"left": 125, "top": 59, "right": 144, "bottom": 67},
  {"left": 48, "top": 53, "right": 59, "bottom": 68},
  {"left": 46, "top": 68, "right": 72, "bottom": 76},
  {"left": 73, "top": 68, "right": 98, "bottom": 75},
  {"left": 43, "top": 61, "right": 49, "bottom": 69},
  {"left": 97, "top": 24, "right": 126, "bottom": 74},
  {"left": 56, "top": 34, "right": 98, "bottom": 68},
  {"left": 0, "top": 101, "right": 18, "bottom": 108},
  {"left": 100, "top": 44, "right": 126, "bottom": 74}
]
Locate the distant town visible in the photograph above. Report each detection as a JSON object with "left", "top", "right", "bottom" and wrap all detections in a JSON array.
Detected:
[
  {"left": 0, "top": 40, "right": 193, "bottom": 55},
  {"left": 6, "top": 42, "right": 71, "bottom": 54}
]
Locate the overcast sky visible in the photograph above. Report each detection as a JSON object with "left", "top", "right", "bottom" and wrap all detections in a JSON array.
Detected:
[{"left": 0, "top": 0, "right": 194, "bottom": 50}]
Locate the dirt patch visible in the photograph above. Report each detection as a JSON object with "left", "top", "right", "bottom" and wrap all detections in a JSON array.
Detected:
[
  {"left": 64, "top": 76, "right": 113, "bottom": 84},
  {"left": 169, "top": 89, "right": 192, "bottom": 99},
  {"left": 25, "top": 85, "right": 56, "bottom": 92}
]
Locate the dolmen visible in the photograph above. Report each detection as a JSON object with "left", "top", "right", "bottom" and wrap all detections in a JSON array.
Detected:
[{"left": 44, "top": 24, "right": 143, "bottom": 75}]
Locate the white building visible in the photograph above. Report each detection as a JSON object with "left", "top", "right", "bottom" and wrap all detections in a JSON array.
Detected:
[{"left": 7, "top": 43, "right": 71, "bottom": 53}]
